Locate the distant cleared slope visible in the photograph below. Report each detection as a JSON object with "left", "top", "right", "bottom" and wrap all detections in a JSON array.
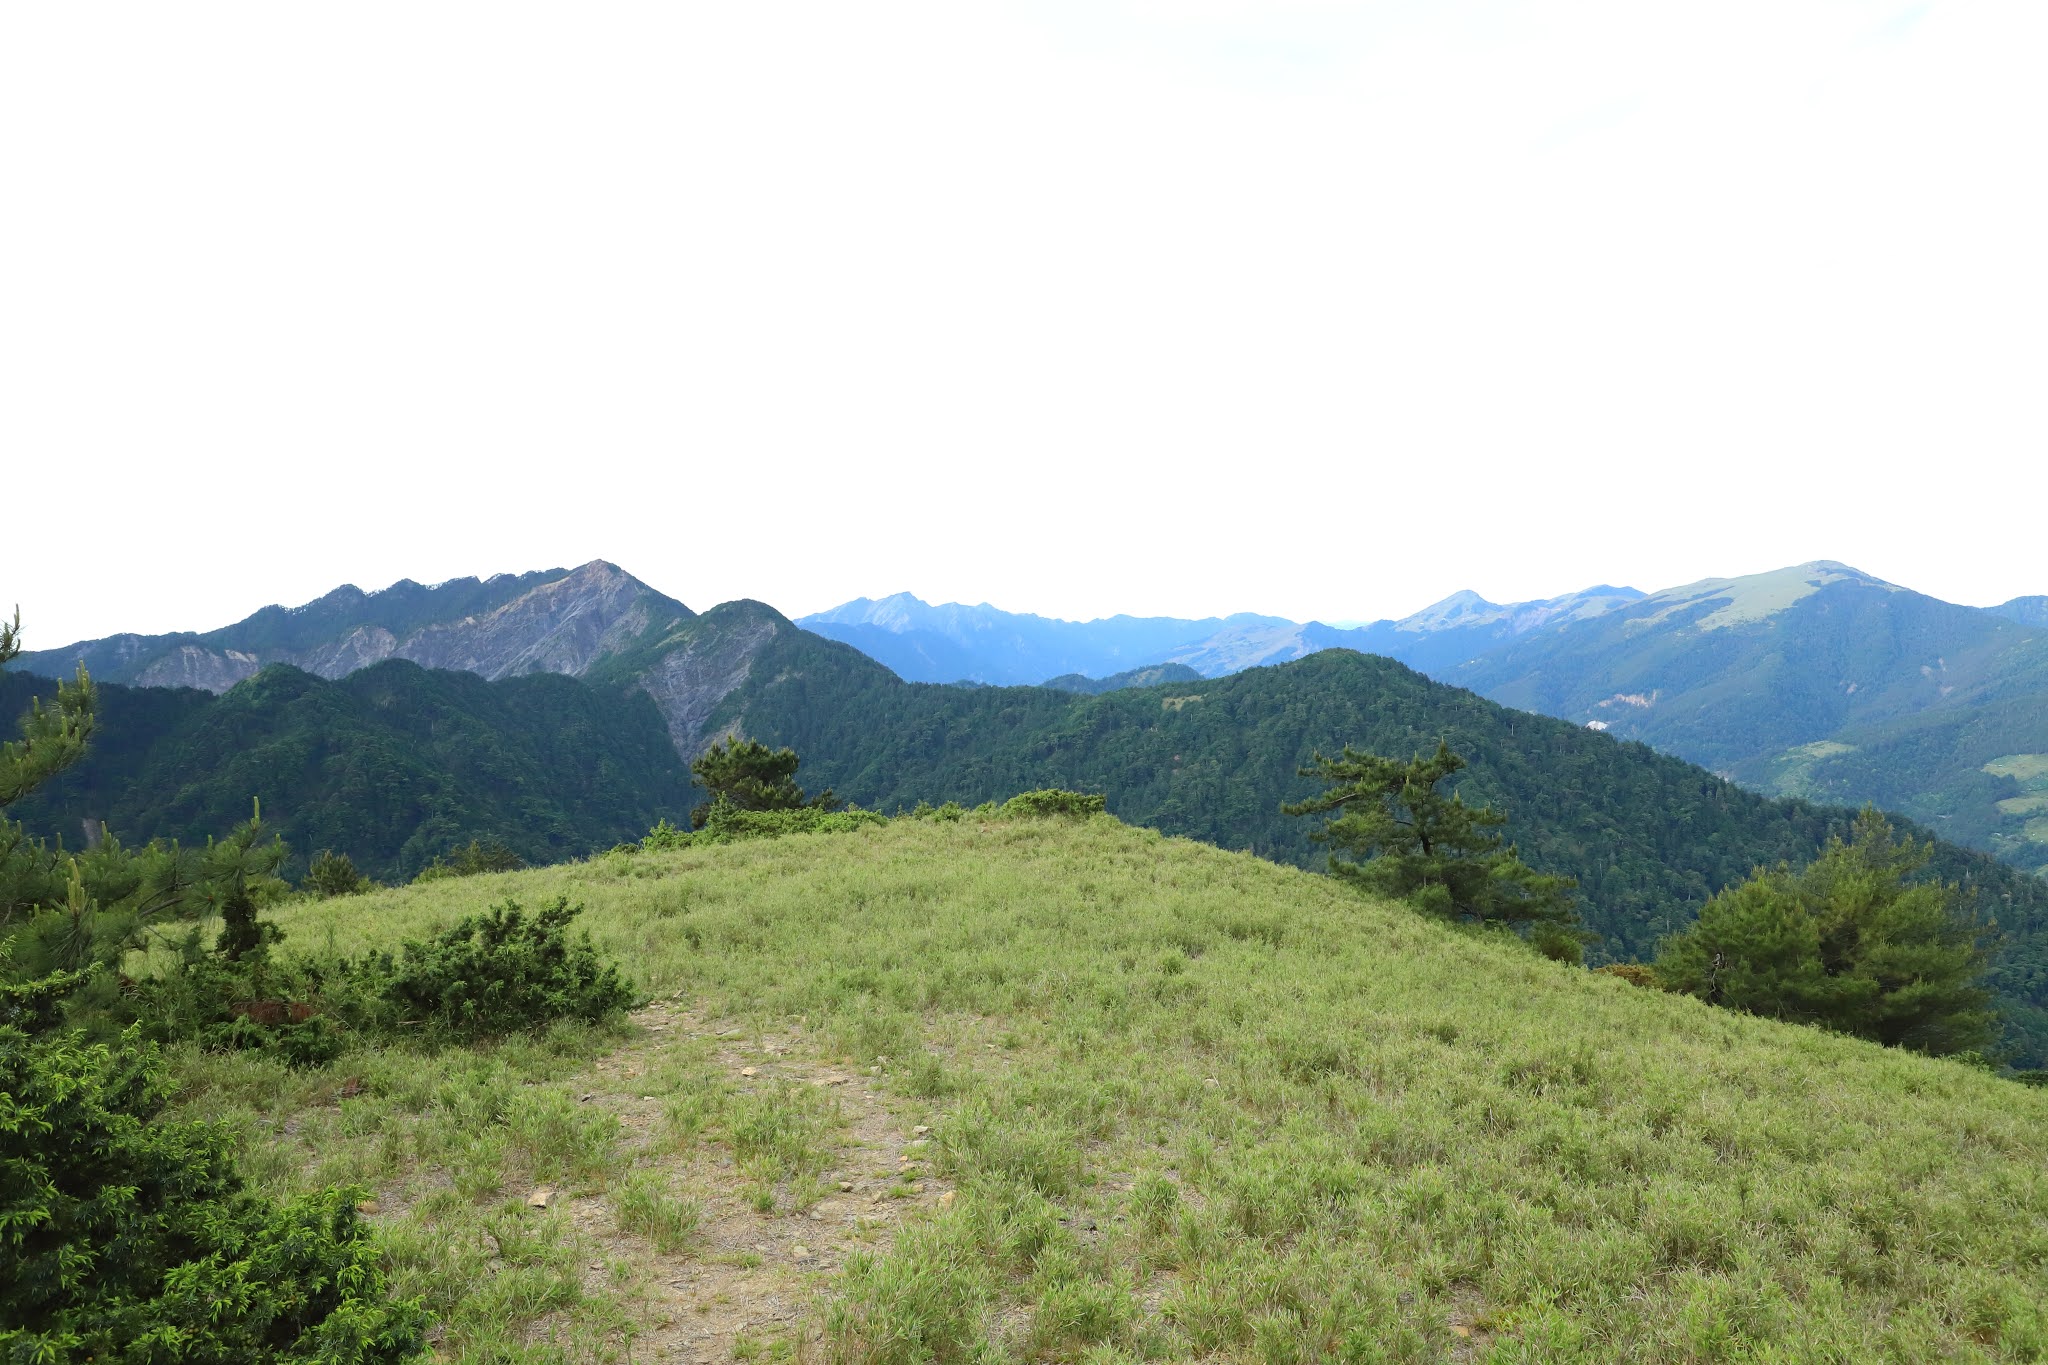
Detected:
[
  {"left": 1738, "top": 692, "right": 2048, "bottom": 879},
  {"left": 18, "top": 561, "right": 691, "bottom": 693}
]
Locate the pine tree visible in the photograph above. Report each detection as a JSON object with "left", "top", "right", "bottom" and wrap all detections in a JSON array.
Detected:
[
  {"left": 1284, "top": 740, "right": 1584, "bottom": 956},
  {"left": 0, "top": 608, "right": 95, "bottom": 807},
  {"left": 0, "top": 612, "right": 426, "bottom": 1357},
  {"left": 688, "top": 736, "right": 836, "bottom": 828},
  {"left": 1656, "top": 808, "right": 1994, "bottom": 1055}
]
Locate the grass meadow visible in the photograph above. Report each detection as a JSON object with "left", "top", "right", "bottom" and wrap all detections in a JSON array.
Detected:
[{"left": 169, "top": 815, "right": 2048, "bottom": 1362}]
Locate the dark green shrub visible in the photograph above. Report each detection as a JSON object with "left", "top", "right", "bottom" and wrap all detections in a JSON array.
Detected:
[
  {"left": 1596, "top": 962, "right": 1663, "bottom": 989},
  {"left": 306, "top": 849, "right": 369, "bottom": 898},
  {"left": 154, "top": 950, "right": 352, "bottom": 1069},
  {"left": 1001, "top": 790, "right": 1107, "bottom": 819},
  {"left": 365, "top": 896, "right": 633, "bottom": 1040},
  {"left": 691, "top": 800, "right": 886, "bottom": 845},
  {"left": 0, "top": 977, "right": 428, "bottom": 1362},
  {"left": 411, "top": 838, "right": 525, "bottom": 883},
  {"left": 687, "top": 736, "right": 837, "bottom": 829},
  {"left": 641, "top": 818, "right": 692, "bottom": 851}
]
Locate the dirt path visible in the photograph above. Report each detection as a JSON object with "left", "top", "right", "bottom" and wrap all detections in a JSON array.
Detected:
[{"left": 563, "top": 1001, "right": 954, "bottom": 1362}]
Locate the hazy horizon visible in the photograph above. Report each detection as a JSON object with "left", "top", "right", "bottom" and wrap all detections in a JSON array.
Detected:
[{"left": 16, "top": 553, "right": 2037, "bottom": 654}]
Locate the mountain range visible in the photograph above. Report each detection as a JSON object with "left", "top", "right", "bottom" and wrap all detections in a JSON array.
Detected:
[
  {"left": 23, "top": 559, "right": 2048, "bottom": 881},
  {"left": 11, "top": 559, "right": 2048, "bottom": 1062},
  {"left": 800, "top": 565, "right": 2048, "bottom": 878},
  {"left": 797, "top": 584, "right": 1646, "bottom": 685}
]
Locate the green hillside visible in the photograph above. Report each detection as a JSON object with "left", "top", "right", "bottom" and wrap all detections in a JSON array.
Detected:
[
  {"left": 709, "top": 637, "right": 2048, "bottom": 1059},
  {"left": 1, "top": 661, "right": 690, "bottom": 879},
  {"left": 195, "top": 815, "right": 2048, "bottom": 1361},
  {"left": 1741, "top": 693, "right": 2048, "bottom": 879}
]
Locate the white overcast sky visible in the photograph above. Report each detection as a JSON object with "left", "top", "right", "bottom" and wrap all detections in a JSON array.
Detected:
[{"left": 4, "top": 1, "right": 2043, "bottom": 644}]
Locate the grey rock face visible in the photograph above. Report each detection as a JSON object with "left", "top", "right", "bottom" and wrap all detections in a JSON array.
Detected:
[
  {"left": 13, "top": 561, "right": 797, "bottom": 768},
  {"left": 24, "top": 561, "right": 688, "bottom": 695},
  {"left": 134, "top": 645, "right": 263, "bottom": 692},
  {"left": 392, "top": 562, "right": 670, "bottom": 681},
  {"left": 632, "top": 612, "right": 782, "bottom": 756}
]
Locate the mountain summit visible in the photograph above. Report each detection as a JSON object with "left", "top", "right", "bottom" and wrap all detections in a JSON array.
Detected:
[{"left": 21, "top": 561, "right": 691, "bottom": 693}]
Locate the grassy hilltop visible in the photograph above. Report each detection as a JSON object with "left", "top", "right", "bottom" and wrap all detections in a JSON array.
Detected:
[{"left": 184, "top": 814, "right": 2046, "bottom": 1362}]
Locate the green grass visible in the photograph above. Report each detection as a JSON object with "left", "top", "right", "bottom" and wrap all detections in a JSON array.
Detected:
[
  {"left": 185, "top": 815, "right": 2048, "bottom": 1361},
  {"left": 1985, "top": 754, "right": 2048, "bottom": 789}
]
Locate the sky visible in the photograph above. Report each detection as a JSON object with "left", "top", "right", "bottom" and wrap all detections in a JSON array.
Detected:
[{"left": 4, "top": 1, "right": 2043, "bottom": 644}]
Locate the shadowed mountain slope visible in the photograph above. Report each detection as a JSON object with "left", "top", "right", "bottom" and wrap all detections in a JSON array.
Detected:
[
  {"left": 1043, "top": 663, "right": 1205, "bottom": 695},
  {"left": 1990, "top": 596, "right": 2048, "bottom": 629},
  {"left": 0, "top": 661, "right": 690, "bottom": 880}
]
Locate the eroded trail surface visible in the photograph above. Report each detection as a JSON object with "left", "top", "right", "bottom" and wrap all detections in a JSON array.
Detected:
[{"left": 558, "top": 1001, "right": 955, "bottom": 1361}]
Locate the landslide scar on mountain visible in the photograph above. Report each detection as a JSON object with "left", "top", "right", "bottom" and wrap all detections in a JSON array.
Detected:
[{"left": 634, "top": 613, "right": 782, "bottom": 756}]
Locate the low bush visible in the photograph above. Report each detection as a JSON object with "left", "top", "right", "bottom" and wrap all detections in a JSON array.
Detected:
[
  {"left": 642, "top": 818, "right": 692, "bottom": 851},
  {"left": 0, "top": 974, "right": 428, "bottom": 1362},
  {"left": 411, "top": 838, "right": 525, "bottom": 884},
  {"left": 305, "top": 849, "right": 370, "bottom": 898},
  {"left": 1001, "top": 790, "right": 1107, "bottom": 819},
  {"left": 626, "top": 803, "right": 888, "bottom": 852},
  {"left": 359, "top": 895, "right": 635, "bottom": 1041}
]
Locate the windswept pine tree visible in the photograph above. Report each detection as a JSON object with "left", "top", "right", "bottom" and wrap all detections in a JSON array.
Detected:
[
  {"left": 689, "top": 736, "right": 838, "bottom": 828},
  {"left": 1286, "top": 740, "right": 1586, "bottom": 960}
]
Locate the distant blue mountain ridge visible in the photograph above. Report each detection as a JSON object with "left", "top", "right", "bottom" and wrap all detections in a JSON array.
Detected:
[
  {"left": 797, "top": 584, "right": 1647, "bottom": 686},
  {"left": 800, "top": 565, "right": 2048, "bottom": 880}
]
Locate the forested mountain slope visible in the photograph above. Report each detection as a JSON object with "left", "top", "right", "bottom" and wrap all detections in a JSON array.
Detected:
[
  {"left": 1448, "top": 562, "right": 2048, "bottom": 874},
  {"left": 1990, "top": 596, "right": 2048, "bottom": 629},
  {"left": 0, "top": 661, "right": 689, "bottom": 880},
  {"left": 1043, "top": 663, "right": 1204, "bottom": 694},
  {"left": 721, "top": 637, "right": 2043, "bottom": 957},
  {"left": 1737, "top": 692, "right": 2048, "bottom": 878}
]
